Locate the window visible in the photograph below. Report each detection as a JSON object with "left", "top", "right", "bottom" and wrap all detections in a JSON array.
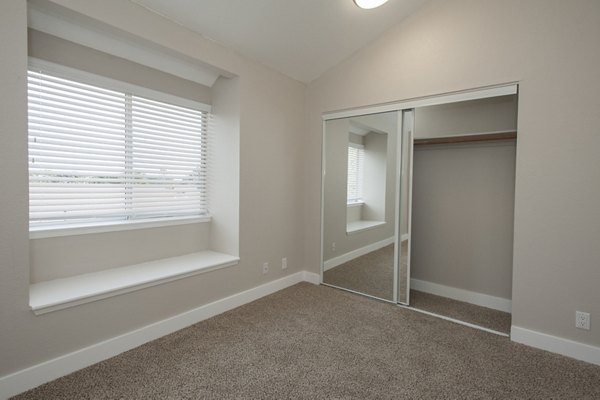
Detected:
[
  {"left": 28, "top": 64, "right": 210, "bottom": 231},
  {"left": 347, "top": 143, "right": 364, "bottom": 204}
]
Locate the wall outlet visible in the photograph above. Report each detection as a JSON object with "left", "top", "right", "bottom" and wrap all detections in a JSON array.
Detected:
[
  {"left": 332, "top": 242, "right": 336, "bottom": 252},
  {"left": 262, "top": 262, "right": 269, "bottom": 274},
  {"left": 281, "top": 257, "right": 287, "bottom": 270},
  {"left": 576, "top": 311, "right": 590, "bottom": 330}
]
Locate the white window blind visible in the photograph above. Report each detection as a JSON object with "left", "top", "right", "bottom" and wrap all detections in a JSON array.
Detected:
[
  {"left": 347, "top": 144, "right": 364, "bottom": 204},
  {"left": 28, "top": 67, "right": 209, "bottom": 230}
]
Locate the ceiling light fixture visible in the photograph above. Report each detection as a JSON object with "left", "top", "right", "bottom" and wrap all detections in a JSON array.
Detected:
[{"left": 353, "top": 0, "right": 389, "bottom": 10}]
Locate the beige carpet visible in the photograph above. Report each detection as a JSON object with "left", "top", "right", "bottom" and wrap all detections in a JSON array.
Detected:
[
  {"left": 323, "top": 244, "right": 395, "bottom": 300},
  {"left": 323, "top": 240, "right": 409, "bottom": 302},
  {"left": 322, "top": 241, "right": 509, "bottom": 333},
  {"left": 409, "top": 290, "right": 512, "bottom": 334},
  {"left": 13, "top": 283, "right": 600, "bottom": 399},
  {"left": 398, "top": 239, "right": 408, "bottom": 303}
]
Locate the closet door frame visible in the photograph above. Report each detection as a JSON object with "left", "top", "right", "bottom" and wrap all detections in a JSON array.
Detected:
[
  {"left": 396, "top": 109, "right": 414, "bottom": 305},
  {"left": 322, "top": 83, "right": 517, "bottom": 121},
  {"left": 321, "top": 82, "right": 518, "bottom": 305}
]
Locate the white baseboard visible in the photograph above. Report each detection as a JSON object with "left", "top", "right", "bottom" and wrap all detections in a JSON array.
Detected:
[
  {"left": 302, "top": 271, "right": 320, "bottom": 284},
  {"left": 511, "top": 326, "right": 600, "bottom": 366},
  {"left": 410, "top": 278, "right": 512, "bottom": 313},
  {"left": 0, "top": 271, "right": 318, "bottom": 400},
  {"left": 323, "top": 237, "right": 394, "bottom": 271}
]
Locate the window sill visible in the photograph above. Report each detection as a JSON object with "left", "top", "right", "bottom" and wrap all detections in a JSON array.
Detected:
[
  {"left": 29, "top": 250, "right": 239, "bottom": 315},
  {"left": 29, "top": 216, "right": 211, "bottom": 239},
  {"left": 346, "top": 220, "right": 386, "bottom": 235},
  {"left": 346, "top": 202, "right": 364, "bottom": 208}
]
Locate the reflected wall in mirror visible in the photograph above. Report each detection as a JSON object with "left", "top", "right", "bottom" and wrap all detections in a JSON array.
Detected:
[{"left": 322, "top": 111, "right": 399, "bottom": 302}]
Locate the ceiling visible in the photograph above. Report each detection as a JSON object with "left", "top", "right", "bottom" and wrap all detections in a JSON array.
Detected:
[{"left": 130, "top": 0, "right": 429, "bottom": 83}]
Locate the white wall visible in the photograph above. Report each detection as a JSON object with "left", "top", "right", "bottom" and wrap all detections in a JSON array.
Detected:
[
  {"left": 0, "top": 0, "right": 305, "bottom": 378},
  {"left": 305, "top": 0, "right": 600, "bottom": 348}
]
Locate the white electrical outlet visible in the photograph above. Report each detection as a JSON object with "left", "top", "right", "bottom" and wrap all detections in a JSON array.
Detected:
[
  {"left": 281, "top": 257, "right": 288, "bottom": 269},
  {"left": 576, "top": 311, "right": 590, "bottom": 330},
  {"left": 332, "top": 242, "right": 336, "bottom": 252},
  {"left": 262, "top": 262, "right": 269, "bottom": 274}
]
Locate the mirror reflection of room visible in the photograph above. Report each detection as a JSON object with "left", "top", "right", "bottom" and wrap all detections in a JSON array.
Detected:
[
  {"left": 322, "top": 111, "right": 398, "bottom": 302},
  {"left": 346, "top": 122, "right": 388, "bottom": 233}
]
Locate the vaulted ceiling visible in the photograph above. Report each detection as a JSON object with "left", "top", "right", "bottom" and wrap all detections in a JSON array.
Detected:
[{"left": 131, "top": 0, "right": 430, "bottom": 83}]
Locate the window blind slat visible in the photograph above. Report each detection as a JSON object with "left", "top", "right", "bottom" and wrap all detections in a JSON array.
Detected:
[
  {"left": 30, "top": 124, "right": 129, "bottom": 140},
  {"left": 30, "top": 179, "right": 206, "bottom": 187},
  {"left": 29, "top": 112, "right": 125, "bottom": 130},
  {"left": 28, "top": 71, "right": 124, "bottom": 99},
  {"left": 28, "top": 68, "right": 209, "bottom": 229},
  {"left": 30, "top": 129, "right": 204, "bottom": 155},
  {"left": 31, "top": 148, "right": 201, "bottom": 165},
  {"left": 29, "top": 96, "right": 125, "bottom": 118},
  {"left": 132, "top": 107, "right": 203, "bottom": 126},
  {"left": 347, "top": 146, "right": 365, "bottom": 203},
  {"left": 132, "top": 110, "right": 204, "bottom": 129}
]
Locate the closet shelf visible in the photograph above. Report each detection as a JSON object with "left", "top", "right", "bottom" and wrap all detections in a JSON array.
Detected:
[{"left": 414, "top": 131, "right": 517, "bottom": 146}]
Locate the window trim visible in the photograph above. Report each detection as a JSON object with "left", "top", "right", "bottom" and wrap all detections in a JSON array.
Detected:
[{"left": 27, "top": 58, "right": 212, "bottom": 237}]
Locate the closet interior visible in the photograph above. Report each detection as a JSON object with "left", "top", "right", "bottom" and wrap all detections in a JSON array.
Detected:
[
  {"left": 409, "top": 94, "right": 518, "bottom": 335},
  {"left": 320, "top": 85, "right": 518, "bottom": 336}
]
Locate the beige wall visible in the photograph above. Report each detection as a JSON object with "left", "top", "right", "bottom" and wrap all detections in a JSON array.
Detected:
[
  {"left": 209, "top": 75, "right": 241, "bottom": 256},
  {"left": 30, "top": 224, "right": 210, "bottom": 283},
  {"left": 0, "top": 0, "right": 305, "bottom": 377},
  {"left": 362, "top": 132, "right": 388, "bottom": 222},
  {"left": 305, "top": 0, "right": 600, "bottom": 347},
  {"left": 414, "top": 95, "right": 518, "bottom": 139},
  {"left": 28, "top": 29, "right": 212, "bottom": 104},
  {"left": 410, "top": 96, "right": 518, "bottom": 300},
  {"left": 411, "top": 141, "right": 516, "bottom": 299}
]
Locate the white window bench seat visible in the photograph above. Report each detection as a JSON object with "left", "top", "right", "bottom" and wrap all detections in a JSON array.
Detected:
[
  {"left": 29, "top": 251, "right": 240, "bottom": 315},
  {"left": 346, "top": 220, "right": 386, "bottom": 235}
]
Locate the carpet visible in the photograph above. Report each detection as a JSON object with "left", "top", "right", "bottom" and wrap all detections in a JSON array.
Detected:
[
  {"left": 13, "top": 283, "right": 600, "bottom": 399},
  {"left": 323, "top": 243, "right": 396, "bottom": 301},
  {"left": 409, "top": 290, "right": 511, "bottom": 334}
]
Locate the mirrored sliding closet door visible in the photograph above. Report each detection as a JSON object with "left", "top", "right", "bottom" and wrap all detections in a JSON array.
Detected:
[{"left": 321, "top": 110, "right": 411, "bottom": 303}]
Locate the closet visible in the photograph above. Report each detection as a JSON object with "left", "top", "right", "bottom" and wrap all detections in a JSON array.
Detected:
[
  {"left": 409, "top": 95, "right": 517, "bottom": 335},
  {"left": 320, "top": 84, "right": 518, "bottom": 336}
]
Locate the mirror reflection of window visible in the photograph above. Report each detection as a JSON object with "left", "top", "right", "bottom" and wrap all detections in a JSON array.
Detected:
[
  {"left": 347, "top": 143, "right": 364, "bottom": 205},
  {"left": 345, "top": 128, "right": 389, "bottom": 234}
]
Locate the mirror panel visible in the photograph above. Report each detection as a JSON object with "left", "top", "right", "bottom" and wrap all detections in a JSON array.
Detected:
[
  {"left": 322, "top": 111, "right": 399, "bottom": 302},
  {"left": 397, "top": 110, "right": 414, "bottom": 305}
]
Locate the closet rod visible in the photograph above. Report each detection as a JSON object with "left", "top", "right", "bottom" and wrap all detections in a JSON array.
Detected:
[{"left": 414, "top": 131, "right": 517, "bottom": 146}]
